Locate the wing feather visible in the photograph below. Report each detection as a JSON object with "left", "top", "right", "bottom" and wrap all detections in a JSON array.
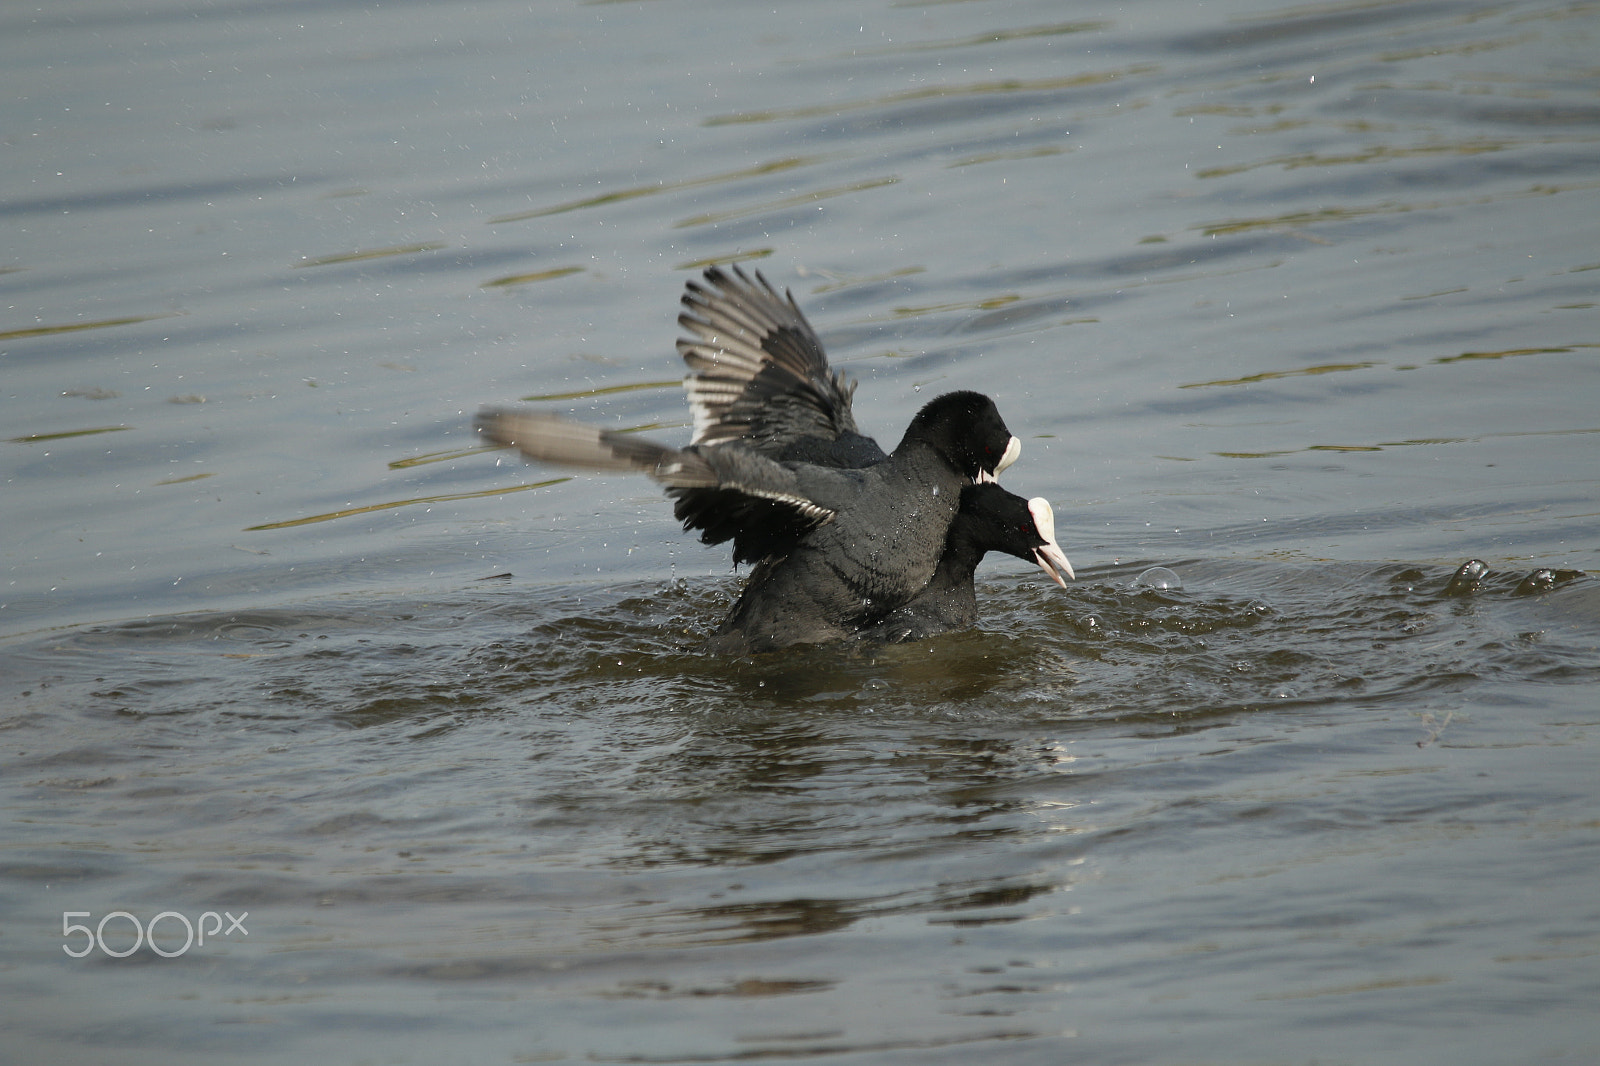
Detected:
[
  {"left": 475, "top": 406, "right": 848, "bottom": 564},
  {"left": 678, "top": 265, "right": 861, "bottom": 450}
]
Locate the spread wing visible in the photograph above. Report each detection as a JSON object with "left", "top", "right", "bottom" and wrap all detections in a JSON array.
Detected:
[
  {"left": 678, "top": 265, "right": 868, "bottom": 455},
  {"left": 473, "top": 407, "right": 716, "bottom": 484},
  {"left": 475, "top": 407, "right": 859, "bottom": 564}
]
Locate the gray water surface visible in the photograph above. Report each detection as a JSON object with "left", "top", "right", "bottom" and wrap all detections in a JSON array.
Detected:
[{"left": 3, "top": 0, "right": 1598, "bottom": 1062}]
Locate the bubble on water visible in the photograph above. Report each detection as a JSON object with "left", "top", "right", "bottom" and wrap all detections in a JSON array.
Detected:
[
  {"left": 1515, "top": 569, "right": 1556, "bottom": 595},
  {"left": 1445, "top": 558, "right": 1489, "bottom": 596},
  {"left": 1134, "top": 566, "right": 1181, "bottom": 590}
]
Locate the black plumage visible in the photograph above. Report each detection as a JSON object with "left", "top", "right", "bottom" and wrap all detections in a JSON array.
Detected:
[
  {"left": 858, "top": 483, "right": 1073, "bottom": 644},
  {"left": 475, "top": 265, "right": 1070, "bottom": 654}
]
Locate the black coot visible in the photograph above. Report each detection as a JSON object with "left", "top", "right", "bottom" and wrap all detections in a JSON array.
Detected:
[
  {"left": 479, "top": 389, "right": 1016, "bottom": 652},
  {"left": 677, "top": 267, "right": 1073, "bottom": 644},
  {"left": 857, "top": 482, "right": 1074, "bottom": 645},
  {"left": 477, "top": 270, "right": 1023, "bottom": 652},
  {"left": 476, "top": 266, "right": 1064, "bottom": 653}
]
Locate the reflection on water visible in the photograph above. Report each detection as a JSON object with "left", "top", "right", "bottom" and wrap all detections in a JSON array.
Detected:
[
  {"left": 4, "top": 558, "right": 1596, "bottom": 1061},
  {"left": 2, "top": 0, "right": 1597, "bottom": 1061}
]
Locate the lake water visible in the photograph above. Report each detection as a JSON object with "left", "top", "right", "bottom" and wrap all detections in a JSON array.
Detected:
[{"left": 3, "top": 0, "right": 1598, "bottom": 1062}]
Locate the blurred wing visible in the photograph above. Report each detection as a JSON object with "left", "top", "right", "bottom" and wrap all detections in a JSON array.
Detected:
[
  {"left": 476, "top": 407, "right": 845, "bottom": 564},
  {"left": 474, "top": 407, "right": 716, "bottom": 485}
]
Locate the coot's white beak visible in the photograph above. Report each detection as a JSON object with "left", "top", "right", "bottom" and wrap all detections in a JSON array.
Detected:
[
  {"left": 1027, "top": 497, "right": 1075, "bottom": 585},
  {"left": 978, "top": 435, "right": 1022, "bottom": 484}
]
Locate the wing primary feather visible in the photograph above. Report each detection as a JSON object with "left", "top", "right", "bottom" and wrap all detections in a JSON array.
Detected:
[
  {"left": 475, "top": 407, "right": 838, "bottom": 564},
  {"left": 474, "top": 408, "right": 717, "bottom": 487}
]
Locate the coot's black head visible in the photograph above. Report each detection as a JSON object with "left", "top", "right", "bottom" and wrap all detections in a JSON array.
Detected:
[
  {"left": 899, "top": 390, "right": 1021, "bottom": 483},
  {"left": 955, "top": 483, "right": 1074, "bottom": 586}
]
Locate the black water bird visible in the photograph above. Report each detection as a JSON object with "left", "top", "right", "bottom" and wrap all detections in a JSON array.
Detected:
[
  {"left": 677, "top": 267, "right": 1073, "bottom": 643},
  {"left": 476, "top": 266, "right": 1067, "bottom": 652},
  {"left": 858, "top": 482, "right": 1073, "bottom": 644}
]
